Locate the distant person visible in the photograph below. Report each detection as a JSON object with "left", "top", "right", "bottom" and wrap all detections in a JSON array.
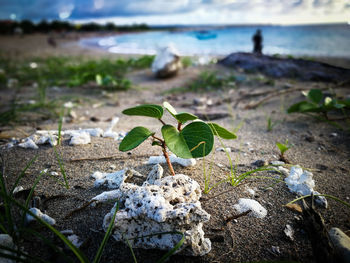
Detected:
[
  {"left": 47, "top": 35, "right": 56, "bottom": 47},
  {"left": 252, "top": 29, "right": 263, "bottom": 55}
]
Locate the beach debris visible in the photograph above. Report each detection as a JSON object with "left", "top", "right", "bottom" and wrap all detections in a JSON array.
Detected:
[
  {"left": 147, "top": 154, "right": 196, "bottom": 167},
  {"left": 103, "top": 117, "right": 120, "bottom": 139},
  {"left": 245, "top": 188, "right": 256, "bottom": 196},
  {"left": 102, "top": 174, "right": 211, "bottom": 256},
  {"left": 270, "top": 160, "right": 285, "bottom": 166},
  {"left": 12, "top": 186, "right": 24, "bottom": 194},
  {"left": 193, "top": 97, "right": 207, "bottom": 106},
  {"left": 7, "top": 78, "right": 18, "bottom": 88},
  {"left": 252, "top": 159, "right": 268, "bottom": 167},
  {"left": 18, "top": 138, "right": 39, "bottom": 149},
  {"left": 196, "top": 56, "right": 213, "bottom": 66},
  {"left": 271, "top": 245, "right": 281, "bottom": 255},
  {"left": 65, "top": 128, "right": 104, "bottom": 138},
  {"left": 63, "top": 101, "right": 74, "bottom": 108},
  {"left": 67, "top": 234, "right": 83, "bottom": 248},
  {"left": 277, "top": 166, "right": 290, "bottom": 177},
  {"left": 15, "top": 124, "right": 122, "bottom": 149},
  {"left": 144, "top": 164, "right": 163, "bottom": 185},
  {"left": 0, "top": 234, "right": 17, "bottom": 263},
  {"left": 285, "top": 203, "right": 303, "bottom": 214},
  {"left": 91, "top": 168, "right": 140, "bottom": 188},
  {"left": 285, "top": 166, "right": 314, "bottom": 196},
  {"left": 91, "top": 189, "right": 121, "bottom": 204},
  {"left": 26, "top": 208, "right": 56, "bottom": 225},
  {"left": 69, "top": 131, "right": 91, "bottom": 145},
  {"left": 328, "top": 227, "right": 350, "bottom": 263},
  {"left": 284, "top": 224, "right": 295, "bottom": 241},
  {"left": 216, "top": 147, "right": 231, "bottom": 152},
  {"left": 60, "top": 229, "right": 74, "bottom": 235},
  {"left": 151, "top": 45, "right": 182, "bottom": 78},
  {"left": 284, "top": 166, "right": 328, "bottom": 208},
  {"left": 30, "top": 131, "right": 58, "bottom": 147},
  {"left": 233, "top": 198, "right": 267, "bottom": 218}
]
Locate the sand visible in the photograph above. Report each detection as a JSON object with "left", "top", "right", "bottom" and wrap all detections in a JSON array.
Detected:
[{"left": 0, "top": 33, "right": 350, "bottom": 263}]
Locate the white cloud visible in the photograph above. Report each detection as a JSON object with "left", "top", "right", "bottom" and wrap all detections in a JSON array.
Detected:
[{"left": 1, "top": 0, "right": 348, "bottom": 24}]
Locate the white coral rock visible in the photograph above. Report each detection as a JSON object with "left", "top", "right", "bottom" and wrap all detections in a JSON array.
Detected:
[
  {"left": 69, "top": 131, "right": 91, "bottom": 145},
  {"left": 233, "top": 198, "right": 267, "bottom": 218},
  {"left": 285, "top": 166, "right": 315, "bottom": 196},
  {"left": 26, "top": 208, "right": 56, "bottom": 225},
  {"left": 18, "top": 138, "right": 38, "bottom": 149},
  {"left": 147, "top": 154, "right": 196, "bottom": 167},
  {"left": 91, "top": 168, "right": 138, "bottom": 189},
  {"left": 151, "top": 45, "right": 182, "bottom": 78},
  {"left": 102, "top": 174, "right": 211, "bottom": 256}
]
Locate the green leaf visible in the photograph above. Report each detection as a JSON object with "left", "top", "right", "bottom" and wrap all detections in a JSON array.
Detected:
[
  {"left": 152, "top": 141, "right": 162, "bottom": 147},
  {"left": 208, "top": 122, "right": 237, "bottom": 139},
  {"left": 307, "top": 89, "right": 323, "bottom": 104},
  {"left": 95, "top": 74, "right": 103, "bottom": 86},
  {"left": 122, "top": 104, "right": 163, "bottom": 119},
  {"left": 163, "top": 101, "right": 177, "bottom": 115},
  {"left": 276, "top": 141, "right": 290, "bottom": 155},
  {"left": 287, "top": 101, "right": 320, "bottom": 113},
  {"left": 119, "top": 127, "right": 154, "bottom": 151},
  {"left": 181, "top": 121, "right": 214, "bottom": 158},
  {"left": 163, "top": 101, "right": 198, "bottom": 124},
  {"left": 161, "top": 125, "right": 192, "bottom": 159},
  {"left": 175, "top": 112, "right": 198, "bottom": 124}
]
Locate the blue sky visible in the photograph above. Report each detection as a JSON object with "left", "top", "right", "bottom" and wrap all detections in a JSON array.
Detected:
[{"left": 0, "top": 0, "right": 349, "bottom": 25}]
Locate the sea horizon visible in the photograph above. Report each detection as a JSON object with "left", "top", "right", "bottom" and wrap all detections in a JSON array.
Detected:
[{"left": 81, "top": 23, "right": 350, "bottom": 58}]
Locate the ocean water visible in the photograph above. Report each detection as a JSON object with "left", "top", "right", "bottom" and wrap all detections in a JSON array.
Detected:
[{"left": 81, "top": 24, "right": 350, "bottom": 57}]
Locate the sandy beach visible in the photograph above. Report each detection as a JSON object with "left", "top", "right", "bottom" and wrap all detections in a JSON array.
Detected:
[{"left": 1, "top": 33, "right": 350, "bottom": 263}]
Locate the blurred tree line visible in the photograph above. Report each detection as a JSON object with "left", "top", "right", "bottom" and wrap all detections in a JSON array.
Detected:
[{"left": 0, "top": 19, "right": 151, "bottom": 34}]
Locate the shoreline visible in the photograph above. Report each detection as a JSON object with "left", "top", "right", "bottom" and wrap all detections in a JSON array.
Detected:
[{"left": 1, "top": 33, "right": 350, "bottom": 69}]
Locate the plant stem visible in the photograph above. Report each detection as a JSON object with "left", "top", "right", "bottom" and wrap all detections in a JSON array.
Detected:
[
  {"left": 177, "top": 122, "right": 182, "bottom": 131},
  {"left": 158, "top": 118, "right": 166, "bottom": 126},
  {"left": 152, "top": 135, "right": 164, "bottom": 143},
  {"left": 162, "top": 147, "right": 175, "bottom": 176}
]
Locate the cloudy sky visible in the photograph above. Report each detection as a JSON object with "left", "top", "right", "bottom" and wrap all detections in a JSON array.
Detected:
[{"left": 1, "top": 0, "right": 349, "bottom": 25}]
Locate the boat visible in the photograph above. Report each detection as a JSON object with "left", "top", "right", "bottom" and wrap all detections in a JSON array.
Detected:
[{"left": 194, "top": 30, "right": 217, "bottom": 40}]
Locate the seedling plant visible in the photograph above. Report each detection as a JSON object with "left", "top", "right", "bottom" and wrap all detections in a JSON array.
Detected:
[
  {"left": 287, "top": 89, "right": 350, "bottom": 128},
  {"left": 119, "top": 102, "right": 237, "bottom": 176},
  {"left": 276, "top": 139, "right": 291, "bottom": 163}
]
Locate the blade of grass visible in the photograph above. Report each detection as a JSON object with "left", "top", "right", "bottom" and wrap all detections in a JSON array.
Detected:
[
  {"left": 0, "top": 192, "right": 89, "bottom": 263},
  {"left": 0, "top": 247, "right": 50, "bottom": 263},
  {"left": 21, "top": 228, "right": 75, "bottom": 263},
  {"left": 57, "top": 108, "right": 64, "bottom": 146},
  {"left": 10, "top": 154, "right": 38, "bottom": 194},
  {"left": 93, "top": 201, "right": 119, "bottom": 263},
  {"left": 0, "top": 156, "right": 14, "bottom": 235},
  {"left": 124, "top": 234, "right": 137, "bottom": 263},
  {"left": 53, "top": 145, "right": 69, "bottom": 189},
  {"left": 286, "top": 194, "right": 350, "bottom": 208},
  {"left": 126, "top": 231, "right": 185, "bottom": 263},
  {"left": 156, "top": 232, "right": 184, "bottom": 263},
  {"left": 20, "top": 169, "right": 47, "bottom": 226}
]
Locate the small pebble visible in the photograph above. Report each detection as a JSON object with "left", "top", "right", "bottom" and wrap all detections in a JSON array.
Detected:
[
  {"left": 284, "top": 224, "right": 294, "bottom": 241},
  {"left": 271, "top": 246, "right": 281, "bottom": 255},
  {"left": 330, "top": 133, "right": 338, "bottom": 137},
  {"left": 270, "top": 160, "right": 285, "bottom": 166},
  {"left": 252, "top": 160, "right": 267, "bottom": 167},
  {"left": 216, "top": 147, "right": 231, "bottom": 153}
]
